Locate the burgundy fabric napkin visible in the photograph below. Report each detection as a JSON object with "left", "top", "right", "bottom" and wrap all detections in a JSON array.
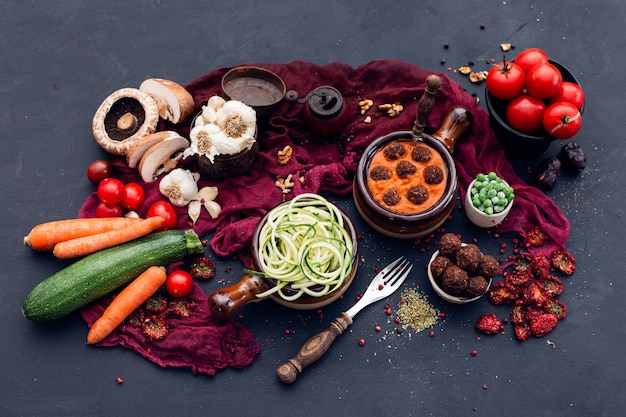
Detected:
[{"left": 78, "top": 60, "right": 570, "bottom": 375}]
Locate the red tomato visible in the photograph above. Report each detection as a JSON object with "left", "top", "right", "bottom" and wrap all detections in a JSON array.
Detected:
[
  {"left": 165, "top": 270, "right": 194, "bottom": 297},
  {"left": 95, "top": 201, "right": 123, "bottom": 217},
  {"left": 514, "top": 48, "right": 549, "bottom": 74},
  {"left": 542, "top": 102, "right": 582, "bottom": 139},
  {"left": 121, "top": 182, "right": 145, "bottom": 211},
  {"left": 97, "top": 178, "right": 126, "bottom": 206},
  {"left": 87, "top": 159, "right": 112, "bottom": 184},
  {"left": 525, "top": 62, "right": 563, "bottom": 99},
  {"left": 147, "top": 200, "right": 178, "bottom": 230},
  {"left": 505, "top": 94, "right": 547, "bottom": 135},
  {"left": 548, "top": 81, "right": 585, "bottom": 110},
  {"left": 486, "top": 61, "right": 526, "bottom": 100}
]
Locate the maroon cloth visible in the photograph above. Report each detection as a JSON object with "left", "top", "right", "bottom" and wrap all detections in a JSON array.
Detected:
[{"left": 78, "top": 60, "right": 570, "bottom": 375}]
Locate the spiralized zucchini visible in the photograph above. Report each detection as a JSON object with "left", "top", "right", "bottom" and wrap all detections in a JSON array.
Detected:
[{"left": 254, "top": 194, "right": 354, "bottom": 302}]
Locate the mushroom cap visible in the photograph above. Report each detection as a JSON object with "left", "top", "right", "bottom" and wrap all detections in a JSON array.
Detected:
[
  {"left": 138, "top": 134, "right": 190, "bottom": 183},
  {"left": 92, "top": 88, "right": 160, "bottom": 155},
  {"left": 126, "top": 130, "right": 183, "bottom": 168},
  {"left": 139, "top": 78, "right": 195, "bottom": 125}
]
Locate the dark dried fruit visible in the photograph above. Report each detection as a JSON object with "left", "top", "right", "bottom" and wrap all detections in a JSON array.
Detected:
[
  {"left": 529, "top": 313, "right": 558, "bottom": 337},
  {"left": 552, "top": 250, "right": 576, "bottom": 275},
  {"left": 545, "top": 299, "right": 567, "bottom": 320},
  {"left": 190, "top": 256, "right": 216, "bottom": 280},
  {"left": 560, "top": 141, "right": 586, "bottom": 172},
  {"left": 535, "top": 156, "right": 561, "bottom": 190},
  {"left": 526, "top": 226, "right": 548, "bottom": 247},
  {"left": 475, "top": 313, "right": 502, "bottom": 335},
  {"left": 142, "top": 316, "right": 169, "bottom": 340}
]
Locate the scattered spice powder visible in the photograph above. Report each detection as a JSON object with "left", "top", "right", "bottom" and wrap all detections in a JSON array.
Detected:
[{"left": 396, "top": 289, "right": 439, "bottom": 333}]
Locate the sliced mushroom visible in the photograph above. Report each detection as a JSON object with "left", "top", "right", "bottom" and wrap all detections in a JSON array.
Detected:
[
  {"left": 139, "top": 78, "right": 195, "bottom": 125},
  {"left": 138, "top": 135, "right": 190, "bottom": 183},
  {"left": 126, "top": 130, "right": 184, "bottom": 168},
  {"left": 92, "top": 88, "right": 160, "bottom": 155}
]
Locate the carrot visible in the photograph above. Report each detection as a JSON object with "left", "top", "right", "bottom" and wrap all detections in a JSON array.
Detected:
[
  {"left": 52, "top": 216, "right": 164, "bottom": 259},
  {"left": 87, "top": 266, "right": 167, "bottom": 344},
  {"left": 24, "top": 217, "right": 144, "bottom": 251}
]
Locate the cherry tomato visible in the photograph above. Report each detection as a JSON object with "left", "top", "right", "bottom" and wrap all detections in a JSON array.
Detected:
[
  {"left": 165, "top": 270, "right": 194, "bottom": 297},
  {"left": 87, "top": 159, "right": 112, "bottom": 184},
  {"left": 147, "top": 200, "right": 178, "bottom": 230},
  {"left": 548, "top": 81, "right": 585, "bottom": 110},
  {"left": 525, "top": 62, "right": 563, "bottom": 99},
  {"left": 486, "top": 60, "right": 526, "bottom": 100},
  {"left": 121, "top": 182, "right": 145, "bottom": 211},
  {"left": 506, "top": 94, "right": 547, "bottom": 135},
  {"left": 95, "top": 201, "right": 123, "bottom": 217},
  {"left": 514, "top": 48, "right": 549, "bottom": 74},
  {"left": 542, "top": 102, "right": 582, "bottom": 139},
  {"left": 97, "top": 178, "right": 126, "bottom": 206}
]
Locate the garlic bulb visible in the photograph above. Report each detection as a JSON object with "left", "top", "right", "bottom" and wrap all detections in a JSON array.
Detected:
[
  {"left": 184, "top": 96, "right": 256, "bottom": 162},
  {"left": 159, "top": 168, "right": 199, "bottom": 206}
]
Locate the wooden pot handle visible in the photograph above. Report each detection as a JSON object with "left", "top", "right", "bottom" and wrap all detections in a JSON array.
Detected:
[
  {"left": 412, "top": 74, "right": 443, "bottom": 139},
  {"left": 208, "top": 274, "right": 268, "bottom": 321},
  {"left": 431, "top": 105, "right": 474, "bottom": 153}
]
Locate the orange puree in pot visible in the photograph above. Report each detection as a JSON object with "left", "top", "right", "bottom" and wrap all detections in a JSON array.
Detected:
[{"left": 367, "top": 140, "right": 447, "bottom": 214}]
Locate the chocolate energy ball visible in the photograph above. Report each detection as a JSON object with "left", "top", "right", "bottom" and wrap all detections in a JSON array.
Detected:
[
  {"left": 442, "top": 265, "right": 469, "bottom": 296},
  {"left": 383, "top": 142, "right": 406, "bottom": 160},
  {"left": 479, "top": 254, "right": 500, "bottom": 278},
  {"left": 429, "top": 255, "right": 453, "bottom": 282},
  {"left": 466, "top": 275, "right": 489, "bottom": 297},
  {"left": 424, "top": 164, "right": 444, "bottom": 184},
  {"left": 411, "top": 144, "right": 432, "bottom": 162},
  {"left": 396, "top": 160, "right": 417, "bottom": 179},
  {"left": 438, "top": 233, "right": 462, "bottom": 257},
  {"left": 456, "top": 243, "right": 482, "bottom": 273},
  {"left": 382, "top": 188, "right": 401, "bottom": 206},
  {"left": 370, "top": 165, "right": 392, "bottom": 181},
  {"left": 407, "top": 184, "right": 429, "bottom": 205}
]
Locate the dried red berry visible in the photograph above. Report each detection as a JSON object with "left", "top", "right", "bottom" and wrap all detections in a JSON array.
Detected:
[
  {"left": 552, "top": 250, "right": 576, "bottom": 275},
  {"left": 530, "top": 313, "right": 558, "bottom": 337},
  {"left": 475, "top": 313, "right": 502, "bottom": 335},
  {"left": 526, "top": 226, "right": 548, "bottom": 247}
]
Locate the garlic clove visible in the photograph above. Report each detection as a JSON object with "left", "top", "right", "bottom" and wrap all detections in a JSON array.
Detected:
[
  {"left": 203, "top": 200, "right": 222, "bottom": 219},
  {"left": 188, "top": 200, "right": 202, "bottom": 225},
  {"left": 197, "top": 186, "right": 218, "bottom": 202}
]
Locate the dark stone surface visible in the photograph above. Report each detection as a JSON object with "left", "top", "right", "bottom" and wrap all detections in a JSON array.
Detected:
[{"left": 2, "top": 1, "right": 623, "bottom": 416}]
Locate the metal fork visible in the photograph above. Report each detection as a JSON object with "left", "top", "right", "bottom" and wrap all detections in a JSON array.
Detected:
[{"left": 276, "top": 257, "right": 413, "bottom": 384}]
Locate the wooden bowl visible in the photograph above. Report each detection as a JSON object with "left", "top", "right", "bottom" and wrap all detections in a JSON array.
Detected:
[
  {"left": 208, "top": 198, "right": 359, "bottom": 321},
  {"left": 196, "top": 139, "right": 258, "bottom": 182}
]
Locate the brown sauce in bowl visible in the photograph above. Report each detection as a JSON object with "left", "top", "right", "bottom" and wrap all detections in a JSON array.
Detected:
[{"left": 367, "top": 140, "right": 447, "bottom": 214}]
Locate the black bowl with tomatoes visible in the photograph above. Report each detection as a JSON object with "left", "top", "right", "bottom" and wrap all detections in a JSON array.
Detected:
[{"left": 485, "top": 59, "right": 584, "bottom": 159}]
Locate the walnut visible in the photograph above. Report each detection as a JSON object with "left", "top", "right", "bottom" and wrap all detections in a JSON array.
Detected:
[
  {"left": 277, "top": 145, "right": 293, "bottom": 165},
  {"left": 275, "top": 174, "right": 295, "bottom": 196},
  {"left": 378, "top": 102, "right": 403, "bottom": 117},
  {"left": 359, "top": 99, "right": 374, "bottom": 114},
  {"left": 469, "top": 71, "right": 489, "bottom": 83},
  {"left": 500, "top": 43, "right": 512, "bottom": 52},
  {"left": 458, "top": 66, "right": 472, "bottom": 75}
]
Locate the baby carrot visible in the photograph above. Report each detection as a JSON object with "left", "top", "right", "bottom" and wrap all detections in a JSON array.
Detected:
[
  {"left": 52, "top": 217, "right": 164, "bottom": 259},
  {"left": 24, "top": 217, "right": 144, "bottom": 251},
  {"left": 87, "top": 266, "right": 167, "bottom": 344}
]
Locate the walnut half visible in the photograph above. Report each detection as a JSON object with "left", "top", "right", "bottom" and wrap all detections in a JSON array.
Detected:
[{"left": 277, "top": 145, "right": 293, "bottom": 165}]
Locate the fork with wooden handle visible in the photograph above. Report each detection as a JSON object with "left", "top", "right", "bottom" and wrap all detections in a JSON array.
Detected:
[{"left": 276, "top": 257, "right": 413, "bottom": 384}]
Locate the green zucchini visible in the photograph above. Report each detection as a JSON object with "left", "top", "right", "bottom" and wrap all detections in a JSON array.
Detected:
[{"left": 22, "top": 229, "right": 204, "bottom": 322}]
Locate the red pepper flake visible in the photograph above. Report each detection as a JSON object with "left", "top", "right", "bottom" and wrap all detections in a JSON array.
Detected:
[
  {"left": 375, "top": 325, "right": 382, "bottom": 332},
  {"left": 439, "top": 312, "right": 446, "bottom": 318},
  {"left": 394, "top": 317, "right": 401, "bottom": 324},
  {"left": 115, "top": 377, "right": 124, "bottom": 384},
  {"left": 378, "top": 284, "right": 385, "bottom": 290},
  {"left": 384, "top": 308, "right": 392, "bottom": 315},
  {"left": 358, "top": 338, "right": 366, "bottom": 346},
  {"left": 471, "top": 350, "right": 478, "bottom": 356},
  {"left": 284, "top": 329, "right": 291, "bottom": 335},
  {"left": 429, "top": 330, "right": 435, "bottom": 337}
]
